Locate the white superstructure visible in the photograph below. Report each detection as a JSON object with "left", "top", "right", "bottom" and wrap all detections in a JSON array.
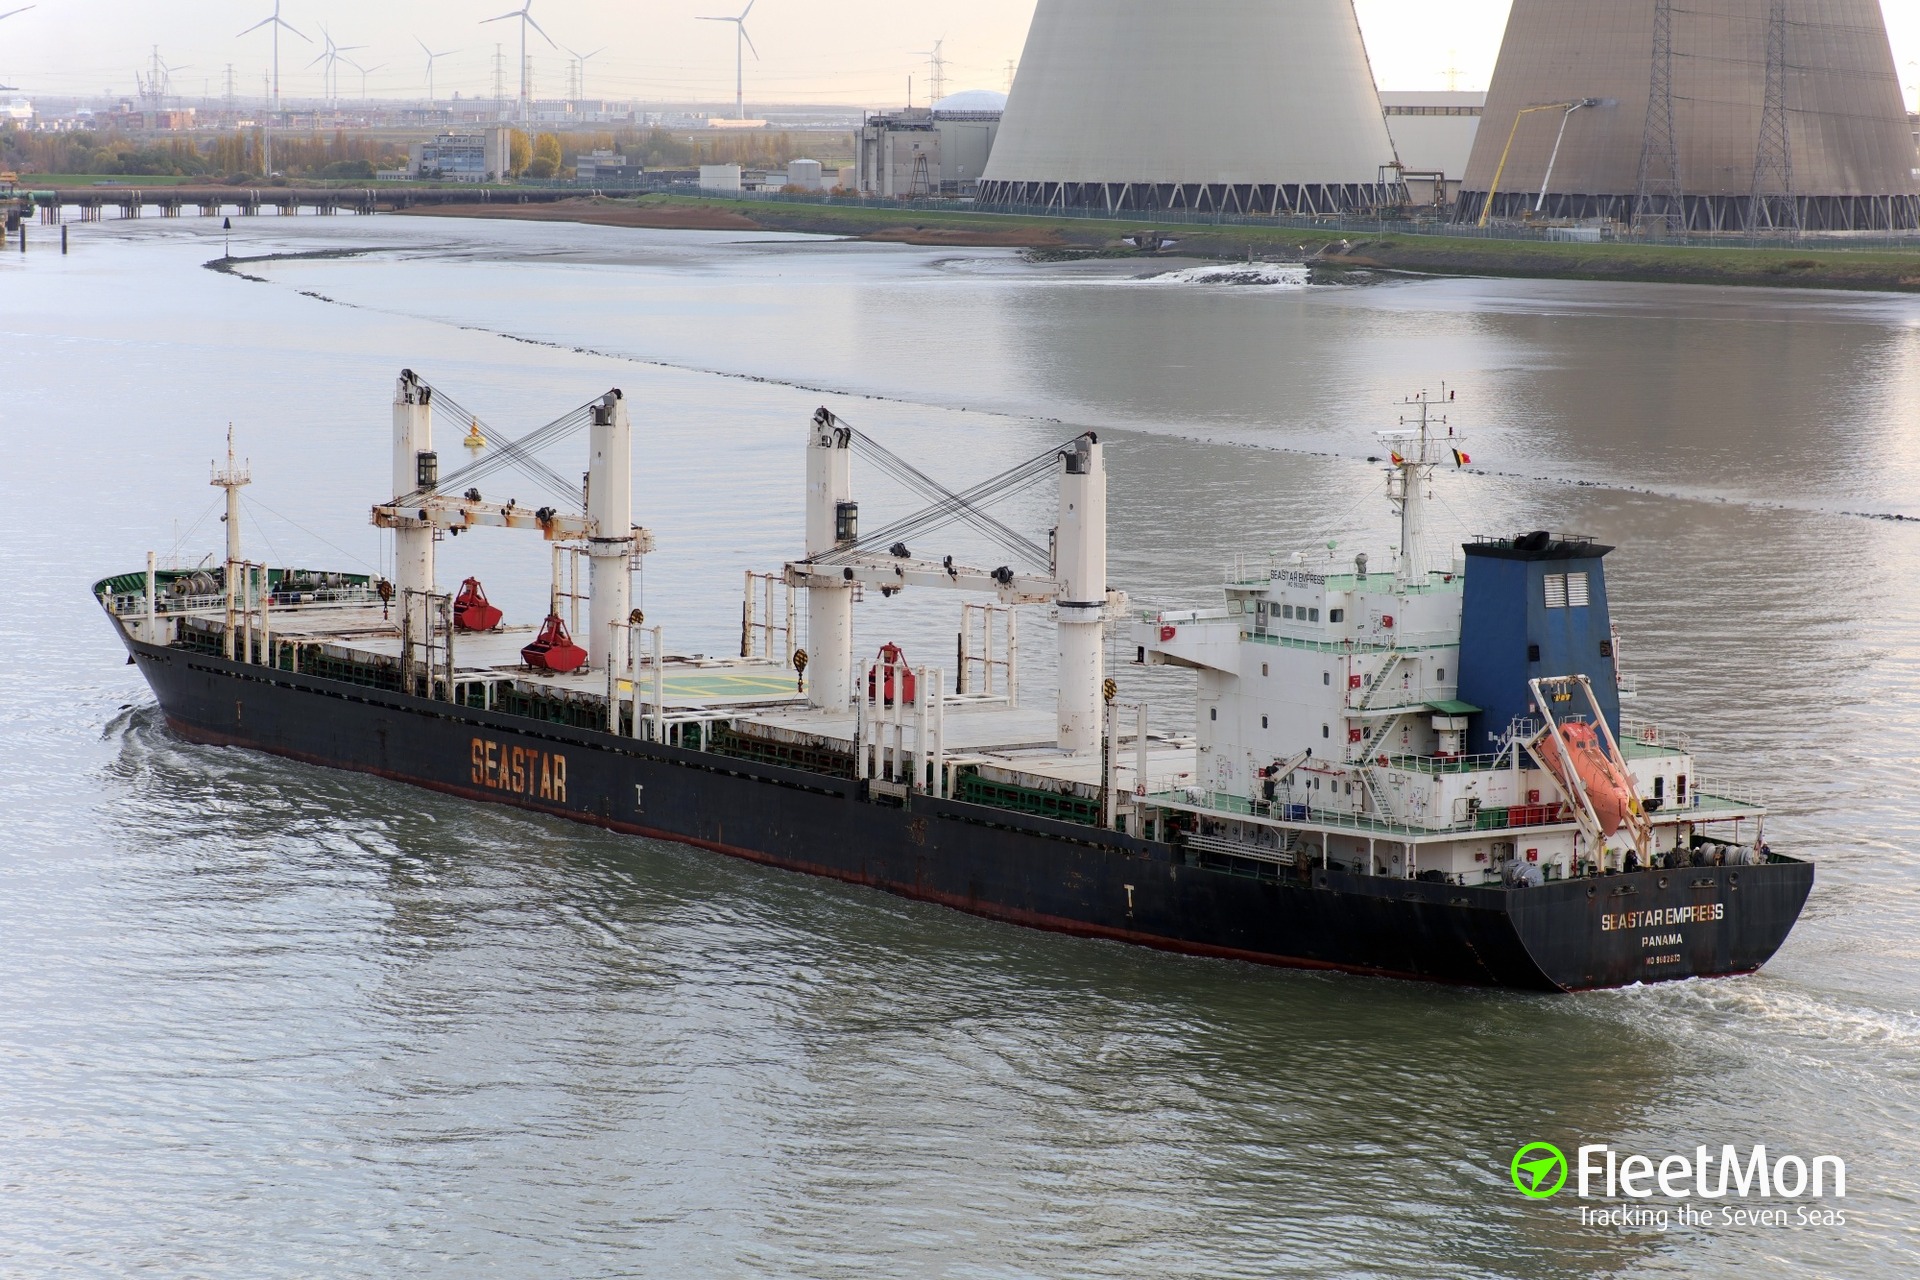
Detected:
[{"left": 1133, "top": 392, "right": 1768, "bottom": 885}]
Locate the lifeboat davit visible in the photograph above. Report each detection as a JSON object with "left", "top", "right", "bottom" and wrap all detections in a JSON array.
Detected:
[
  {"left": 521, "top": 613, "right": 588, "bottom": 673},
  {"left": 453, "top": 577, "right": 504, "bottom": 632},
  {"left": 1537, "top": 720, "right": 1637, "bottom": 838}
]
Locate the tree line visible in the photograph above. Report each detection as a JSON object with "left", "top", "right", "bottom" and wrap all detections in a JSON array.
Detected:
[{"left": 0, "top": 123, "right": 853, "bottom": 181}]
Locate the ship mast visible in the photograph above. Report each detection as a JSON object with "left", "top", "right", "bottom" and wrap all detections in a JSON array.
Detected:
[
  {"left": 1379, "top": 388, "right": 1460, "bottom": 589},
  {"left": 212, "top": 425, "right": 252, "bottom": 659},
  {"left": 212, "top": 424, "right": 251, "bottom": 568}
]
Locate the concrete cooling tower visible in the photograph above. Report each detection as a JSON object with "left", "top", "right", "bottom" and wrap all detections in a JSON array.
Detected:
[
  {"left": 977, "top": 0, "right": 1401, "bottom": 214},
  {"left": 1458, "top": 0, "right": 1920, "bottom": 231}
]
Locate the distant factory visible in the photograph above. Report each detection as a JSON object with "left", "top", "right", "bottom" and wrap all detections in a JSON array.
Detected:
[
  {"left": 854, "top": 90, "right": 1006, "bottom": 198},
  {"left": 977, "top": 0, "right": 1402, "bottom": 214},
  {"left": 1459, "top": 0, "right": 1920, "bottom": 231}
]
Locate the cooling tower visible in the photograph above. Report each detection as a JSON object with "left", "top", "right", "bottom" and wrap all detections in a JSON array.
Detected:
[
  {"left": 977, "top": 0, "right": 1401, "bottom": 215},
  {"left": 1458, "top": 0, "right": 1920, "bottom": 231}
]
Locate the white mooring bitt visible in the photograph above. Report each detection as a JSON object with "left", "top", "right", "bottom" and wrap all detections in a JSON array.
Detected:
[
  {"left": 586, "top": 390, "right": 634, "bottom": 673},
  {"left": 1054, "top": 435, "right": 1107, "bottom": 753},
  {"left": 391, "top": 370, "right": 435, "bottom": 649},
  {"left": 806, "top": 410, "right": 855, "bottom": 710}
]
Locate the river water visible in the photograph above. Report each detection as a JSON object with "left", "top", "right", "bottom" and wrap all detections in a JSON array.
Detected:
[{"left": 2, "top": 215, "right": 1918, "bottom": 1277}]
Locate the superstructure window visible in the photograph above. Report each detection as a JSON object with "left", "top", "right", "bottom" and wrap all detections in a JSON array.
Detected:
[
  {"left": 1544, "top": 574, "right": 1568, "bottom": 609},
  {"left": 1307, "top": 608, "right": 1320, "bottom": 622},
  {"left": 1567, "top": 572, "right": 1591, "bottom": 607},
  {"left": 1283, "top": 604, "right": 1295, "bottom": 619},
  {"left": 1329, "top": 609, "right": 1344, "bottom": 622}
]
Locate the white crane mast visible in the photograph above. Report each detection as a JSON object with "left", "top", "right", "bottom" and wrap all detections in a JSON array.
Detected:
[
  {"left": 1053, "top": 436, "right": 1107, "bottom": 752},
  {"left": 585, "top": 391, "right": 634, "bottom": 673},
  {"left": 392, "top": 371, "right": 436, "bottom": 648},
  {"left": 804, "top": 412, "right": 856, "bottom": 710}
]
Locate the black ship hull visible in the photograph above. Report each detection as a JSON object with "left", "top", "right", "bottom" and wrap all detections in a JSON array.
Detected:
[{"left": 122, "top": 637, "right": 1814, "bottom": 992}]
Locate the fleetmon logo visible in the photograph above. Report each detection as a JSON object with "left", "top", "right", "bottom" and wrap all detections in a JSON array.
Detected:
[{"left": 1511, "top": 1143, "right": 1569, "bottom": 1199}]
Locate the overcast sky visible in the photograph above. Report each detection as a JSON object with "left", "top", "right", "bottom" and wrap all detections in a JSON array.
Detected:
[{"left": 0, "top": 1, "right": 1915, "bottom": 111}]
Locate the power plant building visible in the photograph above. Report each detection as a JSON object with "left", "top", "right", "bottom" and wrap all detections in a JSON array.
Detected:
[
  {"left": 977, "top": 0, "right": 1401, "bottom": 214},
  {"left": 855, "top": 92, "right": 1006, "bottom": 198},
  {"left": 1458, "top": 0, "right": 1920, "bottom": 230}
]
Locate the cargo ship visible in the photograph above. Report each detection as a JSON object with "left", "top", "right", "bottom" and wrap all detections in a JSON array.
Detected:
[{"left": 96, "top": 372, "right": 1811, "bottom": 990}]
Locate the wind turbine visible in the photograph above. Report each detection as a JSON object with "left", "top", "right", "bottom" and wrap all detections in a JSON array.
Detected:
[
  {"left": 482, "top": 0, "right": 553, "bottom": 129},
  {"left": 698, "top": 1, "right": 758, "bottom": 121},
  {"left": 238, "top": 0, "right": 307, "bottom": 176},
  {"left": 565, "top": 45, "right": 604, "bottom": 103},
  {"left": 0, "top": 3, "right": 27, "bottom": 92},
  {"left": 416, "top": 38, "right": 458, "bottom": 109},
  {"left": 347, "top": 58, "right": 385, "bottom": 101},
  {"left": 237, "top": 1, "right": 307, "bottom": 114},
  {"left": 308, "top": 29, "right": 364, "bottom": 106}
]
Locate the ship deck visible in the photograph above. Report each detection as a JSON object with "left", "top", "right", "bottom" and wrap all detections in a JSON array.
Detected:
[{"left": 162, "top": 598, "right": 1201, "bottom": 800}]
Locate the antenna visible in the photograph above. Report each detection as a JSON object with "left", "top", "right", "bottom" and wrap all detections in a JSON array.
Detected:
[
  {"left": 1376, "top": 387, "right": 1464, "bottom": 588},
  {"left": 697, "top": 1, "right": 760, "bottom": 121},
  {"left": 481, "top": 0, "right": 554, "bottom": 129}
]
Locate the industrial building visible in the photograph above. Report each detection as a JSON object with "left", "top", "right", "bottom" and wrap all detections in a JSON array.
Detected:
[
  {"left": 1458, "top": 0, "right": 1920, "bottom": 231},
  {"left": 406, "top": 129, "right": 514, "bottom": 183},
  {"left": 1381, "top": 91, "right": 1484, "bottom": 204},
  {"left": 977, "top": 0, "right": 1400, "bottom": 213},
  {"left": 854, "top": 90, "right": 1005, "bottom": 197}
]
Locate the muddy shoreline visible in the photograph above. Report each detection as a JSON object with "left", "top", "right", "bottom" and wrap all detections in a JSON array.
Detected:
[{"left": 392, "top": 195, "right": 1920, "bottom": 291}]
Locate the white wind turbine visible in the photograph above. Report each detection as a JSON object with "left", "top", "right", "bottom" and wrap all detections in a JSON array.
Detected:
[
  {"left": 698, "top": 0, "right": 759, "bottom": 120},
  {"left": 416, "top": 38, "right": 458, "bottom": 109},
  {"left": 238, "top": 0, "right": 306, "bottom": 113},
  {"left": 347, "top": 57, "right": 385, "bottom": 101},
  {"left": 0, "top": 5, "right": 33, "bottom": 93},
  {"left": 238, "top": 0, "right": 308, "bottom": 175},
  {"left": 565, "top": 44, "right": 604, "bottom": 102},
  {"left": 482, "top": 0, "right": 554, "bottom": 129}
]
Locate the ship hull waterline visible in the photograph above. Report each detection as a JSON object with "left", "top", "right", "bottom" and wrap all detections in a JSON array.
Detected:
[{"left": 122, "top": 636, "right": 1813, "bottom": 993}]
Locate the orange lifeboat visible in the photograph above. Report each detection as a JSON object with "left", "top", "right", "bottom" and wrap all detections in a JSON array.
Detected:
[{"left": 1536, "top": 720, "right": 1637, "bottom": 838}]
